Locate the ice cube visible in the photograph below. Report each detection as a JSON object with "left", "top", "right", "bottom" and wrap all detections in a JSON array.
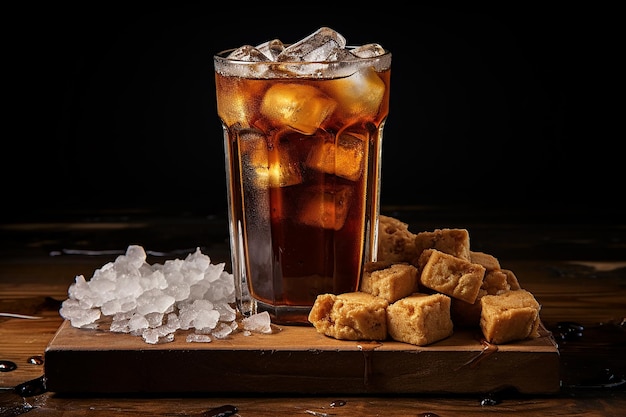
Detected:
[
  {"left": 128, "top": 313, "right": 149, "bottom": 332},
  {"left": 136, "top": 288, "right": 175, "bottom": 315},
  {"left": 321, "top": 67, "right": 386, "bottom": 120},
  {"left": 101, "top": 299, "right": 122, "bottom": 316},
  {"left": 124, "top": 245, "right": 148, "bottom": 268},
  {"left": 227, "top": 45, "right": 271, "bottom": 62},
  {"left": 141, "top": 328, "right": 164, "bottom": 345},
  {"left": 260, "top": 83, "right": 336, "bottom": 135},
  {"left": 59, "top": 299, "right": 101, "bottom": 328},
  {"left": 88, "top": 276, "right": 116, "bottom": 297},
  {"left": 190, "top": 299, "right": 215, "bottom": 313},
  {"left": 210, "top": 322, "right": 235, "bottom": 339},
  {"left": 92, "top": 265, "right": 117, "bottom": 281},
  {"left": 112, "top": 256, "right": 142, "bottom": 278},
  {"left": 166, "top": 282, "right": 191, "bottom": 301},
  {"left": 214, "top": 303, "right": 237, "bottom": 323},
  {"left": 267, "top": 137, "right": 305, "bottom": 187},
  {"left": 193, "top": 308, "right": 220, "bottom": 331},
  {"left": 115, "top": 274, "right": 143, "bottom": 299},
  {"left": 109, "top": 316, "right": 130, "bottom": 333},
  {"left": 297, "top": 184, "right": 353, "bottom": 230},
  {"left": 186, "top": 333, "right": 212, "bottom": 343},
  {"left": 215, "top": 77, "right": 262, "bottom": 128},
  {"left": 184, "top": 247, "right": 211, "bottom": 273},
  {"left": 161, "top": 258, "right": 184, "bottom": 276},
  {"left": 278, "top": 27, "right": 346, "bottom": 62},
  {"left": 145, "top": 312, "right": 165, "bottom": 328},
  {"left": 240, "top": 129, "right": 303, "bottom": 188},
  {"left": 164, "top": 312, "right": 180, "bottom": 331},
  {"left": 256, "top": 39, "right": 285, "bottom": 61},
  {"left": 113, "top": 311, "right": 134, "bottom": 320},
  {"left": 204, "top": 276, "right": 235, "bottom": 304},
  {"left": 188, "top": 281, "right": 209, "bottom": 300},
  {"left": 306, "top": 131, "right": 368, "bottom": 181},
  {"left": 177, "top": 307, "right": 195, "bottom": 330},
  {"left": 162, "top": 268, "right": 185, "bottom": 285},
  {"left": 350, "top": 43, "right": 387, "bottom": 58},
  {"left": 59, "top": 244, "right": 237, "bottom": 345},
  {"left": 217, "top": 271, "right": 236, "bottom": 304},
  {"left": 118, "top": 296, "right": 137, "bottom": 313},
  {"left": 203, "top": 262, "right": 226, "bottom": 283},
  {"left": 138, "top": 270, "right": 167, "bottom": 291},
  {"left": 67, "top": 275, "right": 90, "bottom": 300},
  {"left": 242, "top": 311, "right": 273, "bottom": 334}
]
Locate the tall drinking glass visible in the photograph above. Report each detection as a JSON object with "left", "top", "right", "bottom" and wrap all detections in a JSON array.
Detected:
[{"left": 214, "top": 27, "right": 391, "bottom": 324}]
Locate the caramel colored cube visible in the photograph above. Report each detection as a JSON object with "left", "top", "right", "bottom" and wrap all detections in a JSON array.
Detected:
[
  {"left": 361, "top": 262, "right": 419, "bottom": 303},
  {"left": 451, "top": 270, "right": 511, "bottom": 327},
  {"left": 387, "top": 293, "right": 454, "bottom": 346},
  {"left": 414, "top": 228, "right": 471, "bottom": 261},
  {"left": 502, "top": 268, "right": 522, "bottom": 290},
  {"left": 469, "top": 251, "right": 501, "bottom": 271},
  {"left": 480, "top": 289, "right": 541, "bottom": 344},
  {"left": 482, "top": 270, "right": 511, "bottom": 295},
  {"left": 377, "top": 215, "right": 418, "bottom": 263},
  {"left": 308, "top": 292, "right": 388, "bottom": 341},
  {"left": 418, "top": 249, "right": 485, "bottom": 303}
]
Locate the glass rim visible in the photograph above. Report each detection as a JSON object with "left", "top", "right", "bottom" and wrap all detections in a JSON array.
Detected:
[{"left": 213, "top": 45, "right": 392, "bottom": 65}]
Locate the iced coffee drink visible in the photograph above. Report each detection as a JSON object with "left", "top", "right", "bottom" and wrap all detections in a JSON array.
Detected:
[{"left": 214, "top": 27, "right": 391, "bottom": 324}]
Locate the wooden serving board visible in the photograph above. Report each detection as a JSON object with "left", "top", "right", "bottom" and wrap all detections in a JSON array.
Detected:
[{"left": 44, "top": 320, "right": 560, "bottom": 395}]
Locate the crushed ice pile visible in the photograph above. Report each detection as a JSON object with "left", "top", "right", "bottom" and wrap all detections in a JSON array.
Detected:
[{"left": 59, "top": 245, "right": 272, "bottom": 344}]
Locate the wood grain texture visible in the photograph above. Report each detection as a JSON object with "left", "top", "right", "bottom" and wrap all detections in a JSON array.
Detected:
[
  {"left": 43, "top": 319, "right": 560, "bottom": 394},
  {"left": 1, "top": 218, "right": 624, "bottom": 416}
]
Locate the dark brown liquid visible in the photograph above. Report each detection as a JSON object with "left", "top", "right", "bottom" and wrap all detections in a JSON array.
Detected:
[{"left": 216, "top": 68, "right": 391, "bottom": 323}]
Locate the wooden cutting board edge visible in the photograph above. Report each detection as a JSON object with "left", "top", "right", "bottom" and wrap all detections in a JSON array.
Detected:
[{"left": 43, "top": 320, "right": 561, "bottom": 395}]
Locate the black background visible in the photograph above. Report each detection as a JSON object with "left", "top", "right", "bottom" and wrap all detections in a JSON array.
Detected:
[{"left": 5, "top": 4, "right": 621, "bottom": 223}]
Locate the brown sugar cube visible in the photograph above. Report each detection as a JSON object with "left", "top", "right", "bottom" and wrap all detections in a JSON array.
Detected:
[
  {"left": 418, "top": 249, "right": 485, "bottom": 303},
  {"left": 414, "top": 228, "right": 471, "bottom": 261},
  {"left": 387, "top": 293, "right": 454, "bottom": 346},
  {"left": 415, "top": 248, "right": 434, "bottom": 271},
  {"left": 360, "top": 262, "right": 419, "bottom": 303},
  {"left": 377, "top": 215, "right": 418, "bottom": 263},
  {"left": 469, "top": 251, "right": 501, "bottom": 271},
  {"left": 482, "top": 270, "right": 511, "bottom": 295},
  {"left": 308, "top": 292, "right": 388, "bottom": 341},
  {"left": 451, "top": 271, "right": 510, "bottom": 328},
  {"left": 502, "top": 268, "right": 522, "bottom": 290},
  {"left": 480, "top": 289, "right": 541, "bottom": 344}
]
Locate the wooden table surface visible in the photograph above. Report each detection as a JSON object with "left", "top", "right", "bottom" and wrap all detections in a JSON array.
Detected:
[{"left": 1, "top": 206, "right": 625, "bottom": 416}]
